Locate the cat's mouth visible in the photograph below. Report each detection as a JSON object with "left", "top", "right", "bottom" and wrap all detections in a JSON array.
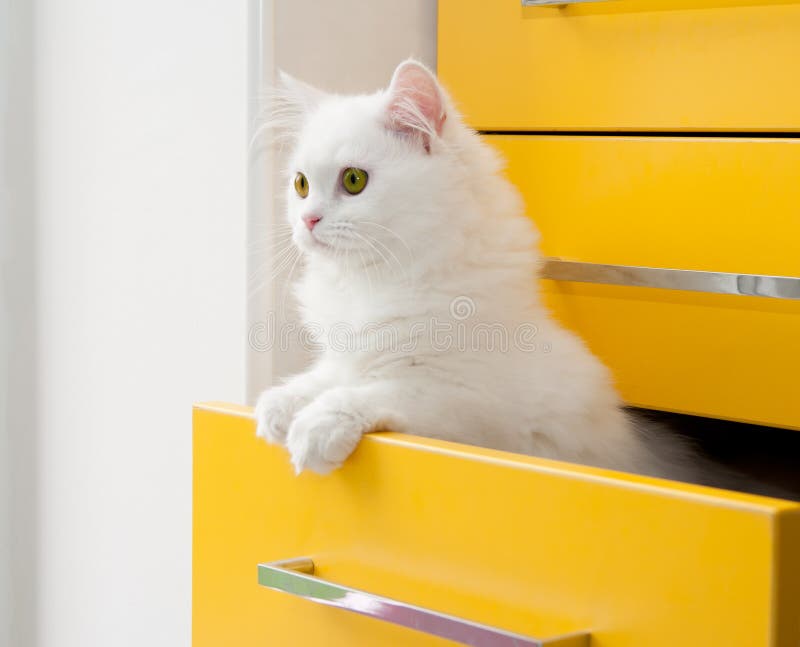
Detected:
[
  {"left": 296, "top": 226, "right": 362, "bottom": 256},
  {"left": 299, "top": 228, "right": 334, "bottom": 251}
]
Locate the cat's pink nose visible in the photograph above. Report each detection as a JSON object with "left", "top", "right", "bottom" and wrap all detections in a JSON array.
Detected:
[{"left": 303, "top": 214, "right": 322, "bottom": 231}]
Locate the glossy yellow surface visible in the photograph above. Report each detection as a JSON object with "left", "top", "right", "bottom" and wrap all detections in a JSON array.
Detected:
[
  {"left": 490, "top": 135, "right": 800, "bottom": 429},
  {"left": 439, "top": 0, "right": 800, "bottom": 131},
  {"left": 193, "top": 403, "right": 800, "bottom": 647}
]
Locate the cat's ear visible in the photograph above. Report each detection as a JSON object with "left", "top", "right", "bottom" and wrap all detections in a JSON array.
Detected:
[
  {"left": 385, "top": 59, "right": 446, "bottom": 153},
  {"left": 250, "top": 71, "right": 326, "bottom": 150}
]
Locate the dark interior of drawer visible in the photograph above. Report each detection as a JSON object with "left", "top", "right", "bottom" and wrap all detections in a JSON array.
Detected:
[{"left": 629, "top": 407, "right": 800, "bottom": 500}]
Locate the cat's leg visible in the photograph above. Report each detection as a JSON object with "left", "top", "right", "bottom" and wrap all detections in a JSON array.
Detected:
[
  {"left": 255, "top": 367, "right": 335, "bottom": 446},
  {"left": 285, "top": 381, "right": 411, "bottom": 475}
]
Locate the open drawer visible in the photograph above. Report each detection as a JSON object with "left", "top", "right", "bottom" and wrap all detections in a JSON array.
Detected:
[{"left": 193, "top": 402, "right": 800, "bottom": 647}]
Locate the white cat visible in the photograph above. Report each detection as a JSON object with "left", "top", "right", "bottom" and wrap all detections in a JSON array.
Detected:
[{"left": 255, "top": 60, "right": 697, "bottom": 480}]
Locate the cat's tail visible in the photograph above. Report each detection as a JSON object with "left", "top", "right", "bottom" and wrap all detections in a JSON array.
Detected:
[{"left": 627, "top": 410, "right": 797, "bottom": 501}]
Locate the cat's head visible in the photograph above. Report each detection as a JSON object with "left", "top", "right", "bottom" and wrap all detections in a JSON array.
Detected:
[{"left": 267, "top": 60, "right": 482, "bottom": 271}]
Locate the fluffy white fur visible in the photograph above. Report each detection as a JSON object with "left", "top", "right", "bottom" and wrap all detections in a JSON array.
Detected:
[{"left": 255, "top": 60, "right": 693, "bottom": 479}]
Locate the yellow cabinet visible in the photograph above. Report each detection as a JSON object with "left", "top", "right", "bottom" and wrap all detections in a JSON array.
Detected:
[
  {"left": 490, "top": 135, "right": 800, "bottom": 429},
  {"left": 193, "top": 403, "right": 800, "bottom": 647},
  {"left": 439, "top": 0, "right": 800, "bottom": 131},
  {"left": 196, "top": 5, "right": 800, "bottom": 646}
]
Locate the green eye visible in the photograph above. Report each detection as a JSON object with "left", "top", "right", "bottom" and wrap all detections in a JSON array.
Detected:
[
  {"left": 342, "top": 167, "right": 368, "bottom": 195},
  {"left": 294, "top": 172, "right": 309, "bottom": 198}
]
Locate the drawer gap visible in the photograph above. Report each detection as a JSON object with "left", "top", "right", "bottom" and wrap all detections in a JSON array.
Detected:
[{"left": 479, "top": 130, "right": 800, "bottom": 139}]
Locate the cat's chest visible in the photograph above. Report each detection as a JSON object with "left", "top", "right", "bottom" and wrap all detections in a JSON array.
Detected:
[{"left": 301, "top": 287, "right": 411, "bottom": 330}]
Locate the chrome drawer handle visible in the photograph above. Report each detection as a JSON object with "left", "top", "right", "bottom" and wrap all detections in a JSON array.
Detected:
[
  {"left": 541, "top": 258, "right": 800, "bottom": 300},
  {"left": 522, "top": 0, "right": 608, "bottom": 5},
  {"left": 258, "top": 558, "right": 589, "bottom": 647}
]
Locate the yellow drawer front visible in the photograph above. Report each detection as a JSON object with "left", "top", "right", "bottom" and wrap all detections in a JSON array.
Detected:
[
  {"left": 438, "top": 0, "right": 800, "bottom": 131},
  {"left": 193, "top": 403, "right": 800, "bottom": 647},
  {"left": 491, "top": 135, "right": 800, "bottom": 429}
]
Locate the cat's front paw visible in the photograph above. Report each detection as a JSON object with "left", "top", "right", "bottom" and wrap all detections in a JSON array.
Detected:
[
  {"left": 286, "top": 392, "right": 367, "bottom": 475},
  {"left": 255, "top": 385, "right": 303, "bottom": 446}
]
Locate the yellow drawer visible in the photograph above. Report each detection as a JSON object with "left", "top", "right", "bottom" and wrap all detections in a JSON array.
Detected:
[
  {"left": 490, "top": 135, "right": 800, "bottom": 429},
  {"left": 193, "top": 403, "right": 800, "bottom": 647},
  {"left": 438, "top": 0, "right": 800, "bottom": 131}
]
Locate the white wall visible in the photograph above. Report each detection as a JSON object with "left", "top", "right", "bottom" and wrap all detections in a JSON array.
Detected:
[
  {"left": 247, "top": 0, "right": 438, "bottom": 402},
  {"left": 6, "top": 2, "right": 249, "bottom": 646}
]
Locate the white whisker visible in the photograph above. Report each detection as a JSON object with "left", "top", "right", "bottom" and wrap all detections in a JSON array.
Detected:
[
  {"left": 269, "top": 247, "right": 299, "bottom": 281},
  {"left": 360, "top": 221, "right": 415, "bottom": 261},
  {"left": 247, "top": 279, "right": 268, "bottom": 299},
  {"left": 248, "top": 243, "right": 295, "bottom": 283},
  {"left": 351, "top": 230, "right": 408, "bottom": 285},
  {"left": 355, "top": 245, "right": 373, "bottom": 299},
  {"left": 248, "top": 235, "right": 296, "bottom": 254},
  {"left": 279, "top": 249, "right": 304, "bottom": 317},
  {"left": 358, "top": 230, "right": 410, "bottom": 285}
]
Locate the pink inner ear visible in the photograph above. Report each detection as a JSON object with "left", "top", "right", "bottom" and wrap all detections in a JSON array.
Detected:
[{"left": 387, "top": 62, "right": 446, "bottom": 144}]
